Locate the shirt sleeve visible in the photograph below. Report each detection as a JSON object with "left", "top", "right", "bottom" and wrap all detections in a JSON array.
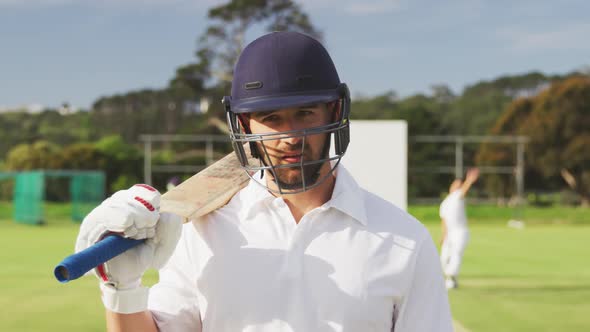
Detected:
[
  {"left": 393, "top": 228, "right": 454, "bottom": 332},
  {"left": 148, "top": 224, "right": 203, "bottom": 332},
  {"left": 439, "top": 199, "right": 447, "bottom": 219}
]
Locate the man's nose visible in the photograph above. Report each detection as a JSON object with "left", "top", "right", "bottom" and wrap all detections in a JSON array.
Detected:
[{"left": 280, "top": 118, "right": 304, "bottom": 145}]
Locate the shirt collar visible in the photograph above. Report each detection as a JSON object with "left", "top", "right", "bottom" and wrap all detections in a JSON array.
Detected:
[
  {"left": 238, "top": 171, "right": 275, "bottom": 213},
  {"left": 325, "top": 165, "right": 368, "bottom": 226},
  {"left": 238, "top": 166, "right": 368, "bottom": 226},
  {"left": 239, "top": 171, "right": 276, "bottom": 220}
]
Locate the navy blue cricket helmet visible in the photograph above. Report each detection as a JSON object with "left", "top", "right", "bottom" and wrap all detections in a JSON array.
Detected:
[{"left": 224, "top": 31, "right": 351, "bottom": 194}]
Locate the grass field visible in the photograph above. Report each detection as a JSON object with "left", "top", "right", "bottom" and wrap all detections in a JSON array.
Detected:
[{"left": 0, "top": 202, "right": 588, "bottom": 331}]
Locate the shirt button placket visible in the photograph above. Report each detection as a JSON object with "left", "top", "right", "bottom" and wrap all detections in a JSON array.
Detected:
[
  {"left": 267, "top": 198, "right": 292, "bottom": 243},
  {"left": 284, "top": 211, "right": 317, "bottom": 281}
]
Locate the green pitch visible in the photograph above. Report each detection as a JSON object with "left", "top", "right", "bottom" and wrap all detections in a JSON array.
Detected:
[
  {"left": 0, "top": 202, "right": 588, "bottom": 331},
  {"left": 426, "top": 224, "right": 590, "bottom": 332}
]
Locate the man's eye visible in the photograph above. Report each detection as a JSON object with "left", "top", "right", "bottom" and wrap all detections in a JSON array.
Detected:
[
  {"left": 262, "top": 115, "right": 280, "bottom": 123},
  {"left": 298, "top": 110, "right": 314, "bottom": 117}
]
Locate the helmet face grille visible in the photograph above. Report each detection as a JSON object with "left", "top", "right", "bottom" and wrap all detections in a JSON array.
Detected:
[
  {"left": 229, "top": 122, "right": 346, "bottom": 195},
  {"left": 230, "top": 31, "right": 341, "bottom": 113},
  {"left": 225, "top": 83, "right": 351, "bottom": 195}
]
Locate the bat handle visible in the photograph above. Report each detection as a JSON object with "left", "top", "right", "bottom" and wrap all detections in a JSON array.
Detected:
[{"left": 54, "top": 235, "right": 144, "bottom": 283}]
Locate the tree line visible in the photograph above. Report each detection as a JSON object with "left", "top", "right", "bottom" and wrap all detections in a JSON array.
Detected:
[{"left": 0, "top": 0, "right": 588, "bottom": 205}]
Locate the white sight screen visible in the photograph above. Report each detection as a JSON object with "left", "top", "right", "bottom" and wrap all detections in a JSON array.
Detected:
[{"left": 341, "top": 120, "right": 407, "bottom": 210}]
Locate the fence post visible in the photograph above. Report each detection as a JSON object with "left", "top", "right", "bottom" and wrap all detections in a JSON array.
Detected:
[
  {"left": 516, "top": 139, "right": 525, "bottom": 203},
  {"left": 144, "top": 137, "right": 152, "bottom": 185},
  {"left": 455, "top": 136, "right": 464, "bottom": 179}
]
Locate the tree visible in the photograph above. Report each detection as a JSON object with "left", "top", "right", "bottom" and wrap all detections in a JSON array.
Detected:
[
  {"left": 478, "top": 76, "right": 590, "bottom": 205},
  {"left": 169, "top": 63, "right": 208, "bottom": 96},
  {"left": 0, "top": 112, "right": 39, "bottom": 159},
  {"left": 90, "top": 89, "right": 191, "bottom": 142},
  {"left": 444, "top": 72, "right": 561, "bottom": 135},
  {"left": 476, "top": 98, "right": 534, "bottom": 198},
  {"left": 95, "top": 135, "right": 142, "bottom": 193},
  {"left": 197, "top": 0, "right": 321, "bottom": 90},
  {"left": 522, "top": 76, "right": 590, "bottom": 205},
  {"left": 5, "top": 141, "right": 62, "bottom": 170},
  {"left": 0, "top": 109, "right": 94, "bottom": 163},
  {"left": 351, "top": 91, "right": 398, "bottom": 120},
  {"left": 430, "top": 84, "right": 455, "bottom": 103},
  {"left": 53, "top": 143, "right": 107, "bottom": 170}
]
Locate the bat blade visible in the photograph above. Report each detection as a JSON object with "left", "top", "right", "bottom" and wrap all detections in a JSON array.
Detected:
[
  {"left": 54, "top": 144, "right": 258, "bottom": 283},
  {"left": 160, "top": 143, "right": 256, "bottom": 219}
]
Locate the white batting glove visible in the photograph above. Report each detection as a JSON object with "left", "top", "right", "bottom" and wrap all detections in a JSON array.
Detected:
[{"left": 75, "top": 184, "right": 182, "bottom": 313}]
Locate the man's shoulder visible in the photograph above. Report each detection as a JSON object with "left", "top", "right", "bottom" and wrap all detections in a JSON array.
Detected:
[
  {"left": 360, "top": 189, "right": 429, "bottom": 240},
  {"left": 189, "top": 185, "right": 250, "bottom": 229}
]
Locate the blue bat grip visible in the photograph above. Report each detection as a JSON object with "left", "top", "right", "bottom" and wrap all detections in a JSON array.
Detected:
[{"left": 54, "top": 235, "right": 144, "bottom": 283}]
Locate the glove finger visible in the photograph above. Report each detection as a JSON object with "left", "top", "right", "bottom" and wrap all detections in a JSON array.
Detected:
[
  {"left": 76, "top": 203, "right": 117, "bottom": 246},
  {"left": 124, "top": 226, "right": 138, "bottom": 238},
  {"left": 105, "top": 197, "right": 157, "bottom": 235},
  {"left": 150, "top": 212, "right": 183, "bottom": 269},
  {"left": 76, "top": 208, "right": 99, "bottom": 247},
  {"left": 101, "top": 206, "right": 135, "bottom": 233},
  {"left": 145, "top": 227, "right": 155, "bottom": 240},
  {"left": 107, "top": 185, "right": 160, "bottom": 235},
  {"left": 107, "top": 192, "right": 159, "bottom": 232},
  {"left": 127, "top": 184, "right": 161, "bottom": 210},
  {"left": 102, "top": 243, "right": 153, "bottom": 289},
  {"left": 130, "top": 207, "right": 159, "bottom": 233},
  {"left": 75, "top": 223, "right": 107, "bottom": 253},
  {"left": 126, "top": 185, "right": 161, "bottom": 226},
  {"left": 104, "top": 190, "right": 136, "bottom": 210},
  {"left": 135, "top": 228, "right": 147, "bottom": 240},
  {"left": 138, "top": 240, "right": 157, "bottom": 269}
]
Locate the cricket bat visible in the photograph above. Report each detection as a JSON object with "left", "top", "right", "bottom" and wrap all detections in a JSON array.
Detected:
[{"left": 54, "top": 144, "right": 257, "bottom": 283}]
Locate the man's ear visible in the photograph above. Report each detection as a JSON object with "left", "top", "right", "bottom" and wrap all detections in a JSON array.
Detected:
[
  {"left": 237, "top": 113, "right": 261, "bottom": 159},
  {"left": 329, "top": 100, "right": 342, "bottom": 121}
]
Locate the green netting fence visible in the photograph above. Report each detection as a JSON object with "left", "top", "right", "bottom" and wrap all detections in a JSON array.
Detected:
[
  {"left": 0, "top": 170, "right": 105, "bottom": 224},
  {"left": 14, "top": 171, "right": 45, "bottom": 224},
  {"left": 69, "top": 172, "right": 105, "bottom": 221}
]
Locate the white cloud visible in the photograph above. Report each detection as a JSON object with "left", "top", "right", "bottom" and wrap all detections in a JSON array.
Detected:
[
  {"left": 298, "top": 0, "right": 402, "bottom": 15},
  {"left": 0, "top": 103, "right": 45, "bottom": 113},
  {"left": 3, "top": 0, "right": 401, "bottom": 14},
  {"left": 356, "top": 45, "right": 401, "bottom": 60},
  {"left": 0, "top": 0, "right": 68, "bottom": 6},
  {"left": 498, "top": 22, "right": 590, "bottom": 52},
  {"left": 344, "top": 1, "right": 401, "bottom": 15},
  {"left": 0, "top": 0, "right": 224, "bottom": 9}
]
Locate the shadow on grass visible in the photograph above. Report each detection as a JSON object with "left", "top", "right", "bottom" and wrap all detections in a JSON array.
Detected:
[{"left": 456, "top": 276, "right": 590, "bottom": 293}]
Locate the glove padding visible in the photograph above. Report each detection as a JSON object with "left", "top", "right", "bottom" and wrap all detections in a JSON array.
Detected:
[
  {"left": 75, "top": 184, "right": 182, "bottom": 313},
  {"left": 76, "top": 185, "right": 161, "bottom": 250}
]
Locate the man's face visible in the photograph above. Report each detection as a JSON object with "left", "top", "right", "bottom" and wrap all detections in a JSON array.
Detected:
[{"left": 248, "top": 103, "right": 333, "bottom": 190}]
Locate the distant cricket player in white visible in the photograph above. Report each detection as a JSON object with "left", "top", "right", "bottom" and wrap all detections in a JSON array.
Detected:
[{"left": 439, "top": 168, "right": 479, "bottom": 289}]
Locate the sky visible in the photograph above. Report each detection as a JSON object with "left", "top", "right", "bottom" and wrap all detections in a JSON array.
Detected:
[{"left": 0, "top": 0, "right": 589, "bottom": 110}]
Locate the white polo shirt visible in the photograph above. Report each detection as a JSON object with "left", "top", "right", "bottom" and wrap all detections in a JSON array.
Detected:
[
  {"left": 148, "top": 166, "right": 452, "bottom": 332},
  {"left": 439, "top": 190, "right": 468, "bottom": 232}
]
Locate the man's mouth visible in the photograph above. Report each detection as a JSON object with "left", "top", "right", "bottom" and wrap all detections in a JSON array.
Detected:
[{"left": 282, "top": 154, "right": 303, "bottom": 163}]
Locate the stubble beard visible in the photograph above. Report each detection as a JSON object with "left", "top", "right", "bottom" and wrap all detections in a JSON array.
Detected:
[
  {"left": 263, "top": 139, "right": 330, "bottom": 191},
  {"left": 273, "top": 162, "right": 324, "bottom": 190}
]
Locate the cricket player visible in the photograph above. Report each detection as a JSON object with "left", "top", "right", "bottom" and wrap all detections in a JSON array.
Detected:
[
  {"left": 439, "top": 168, "right": 479, "bottom": 289},
  {"left": 76, "top": 31, "right": 453, "bottom": 331}
]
